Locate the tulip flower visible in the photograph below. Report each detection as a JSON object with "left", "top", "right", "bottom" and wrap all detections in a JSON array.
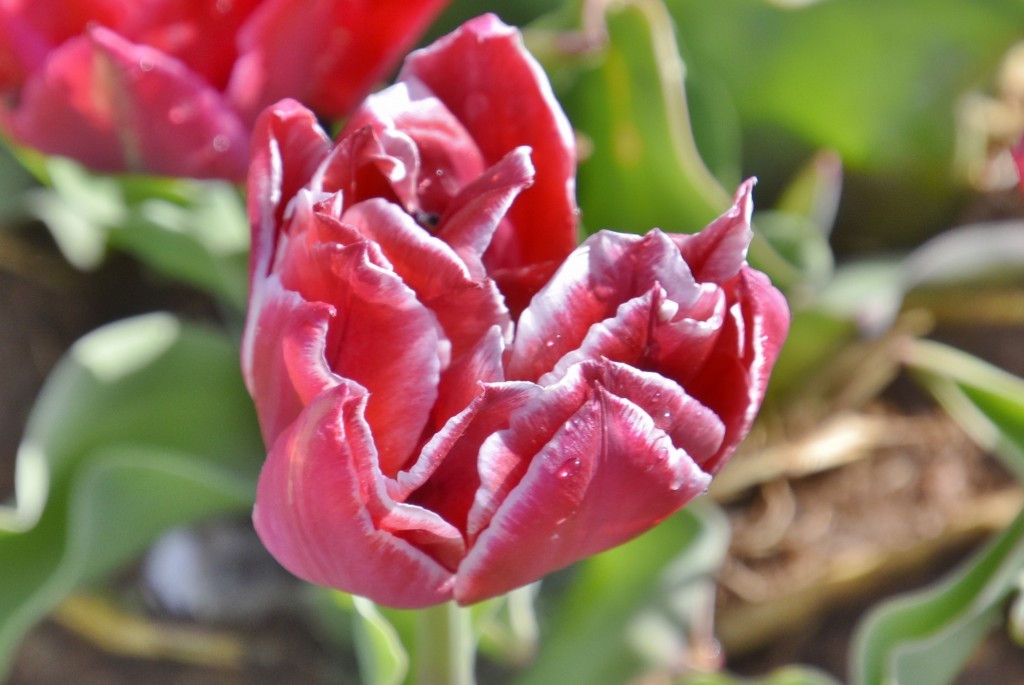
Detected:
[
  {"left": 0, "top": 0, "right": 449, "bottom": 179},
  {"left": 243, "top": 14, "right": 790, "bottom": 608}
]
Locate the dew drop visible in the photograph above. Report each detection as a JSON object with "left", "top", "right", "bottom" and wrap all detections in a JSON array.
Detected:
[
  {"left": 556, "top": 458, "right": 581, "bottom": 479},
  {"left": 138, "top": 58, "right": 154, "bottom": 72},
  {"left": 212, "top": 134, "right": 230, "bottom": 153},
  {"left": 168, "top": 103, "right": 194, "bottom": 124},
  {"left": 661, "top": 411, "right": 671, "bottom": 420}
]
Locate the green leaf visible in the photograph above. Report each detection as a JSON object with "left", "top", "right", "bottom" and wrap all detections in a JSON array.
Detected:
[
  {"left": 109, "top": 184, "right": 250, "bottom": 312},
  {"left": 676, "top": 665, "right": 842, "bottom": 685},
  {"left": 559, "top": 0, "right": 822, "bottom": 294},
  {"left": 0, "top": 140, "right": 40, "bottom": 220},
  {"left": 475, "top": 585, "right": 540, "bottom": 667},
  {"left": 669, "top": 0, "right": 1024, "bottom": 175},
  {"left": 351, "top": 596, "right": 410, "bottom": 685},
  {"left": 901, "top": 338, "right": 1024, "bottom": 482},
  {"left": 567, "top": 0, "right": 733, "bottom": 238},
  {"left": 0, "top": 313, "right": 262, "bottom": 676},
  {"left": 762, "top": 307, "right": 856, "bottom": 405},
  {"left": 851, "top": 507, "right": 1024, "bottom": 685},
  {"left": 24, "top": 157, "right": 249, "bottom": 311},
  {"left": 666, "top": 0, "right": 1024, "bottom": 245},
  {"left": 512, "top": 500, "right": 730, "bottom": 685}
]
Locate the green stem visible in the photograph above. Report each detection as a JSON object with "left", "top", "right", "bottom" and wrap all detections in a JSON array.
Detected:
[{"left": 414, "top": 601, "right": 476, "bottom": 685}]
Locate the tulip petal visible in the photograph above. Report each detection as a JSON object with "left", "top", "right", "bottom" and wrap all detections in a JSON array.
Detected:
[
  {"left": 686, "top": 268, "right": 790, "bottom": 473},
  {"left": 400, "top": 13, "right": 578, "bottom": 274},
  {"left": 672, "top": 178, "right": 756, "bottom": 284},
  {"left": 432, "top": 325, "right": 507, "bottom": 429},
  {"left": 541, "top": 283, "right": 725, "bottom": 389},
  {"left": 342, "top": 80, "right": 486, "bottom": 218},
  {"left": 341, "top": 198, "right": 511, "bottom": 363},
  {"left": 229, "top": 0, "right": 449, "bottom": 123},
  {"left": 398, "top": 381, "right": 538, "bottom": 534},
  {"left": 7, "top": 27, "right": 249, "bottom": 179},
  {"left": 124, "top": 0, "right": 262, "bottom": 91},
  {"left": 247, "top": 99, "right": 332, "bottom": 284},
  {"left": 508, "top": 230, "right": 706, "bottom": 382},
  {"left": 254, "top": 381, "right": 459, "bottom": 608},
  {"left": 436, "top": 146, "right": 535, "bottom": 277},
  {"left": 311, "top": 239, "right": 447, "bottom": 476},
  {"left": 242, "top": 274, "right": 337, "bottom": 448},
  {"left": 455, "top": 361, "right": 711, "bottom": 604},
  {"left": 315, "top": 125, "right": 420, "bottom": 212}
]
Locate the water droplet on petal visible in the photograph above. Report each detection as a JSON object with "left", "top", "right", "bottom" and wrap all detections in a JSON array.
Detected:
[
  {"left": 168, "top": 103, "right": 194, "bottom": 124},
  {"left": 212, "top": 135, "right": 230, "bottom": 153},
  {"left": 556, "top": 457, "right": 581, "bottom": 479},
  {"left": 138, "top": 58, "right": 154, "bottom": 72}
]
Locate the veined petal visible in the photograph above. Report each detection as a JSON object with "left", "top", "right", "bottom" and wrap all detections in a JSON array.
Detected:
[
  {"left": 685, "top": 268, "right": 790, "bottom": 473},
  {"left": 341, "top": 198, "right": 511, "bottom": 364},
  {"left": 455, "top": 361, "right": 711, "bottom": 604},
  {"left": 398, "top": 381, "right": 538, "bottom": 535},
  {"left": 7, "top": 27, "right": 248, "bottom": 179},
  {"left": 228, "top": 0, "right": 449, "bottom": 123},
  {"left": 314, "top": 240, "right": 447, "bottom": 476},
  {"left": 254, "top": 382, "right": 458, "bottom": 608},
  {"left": 247, "top": 98, "right": 331, "bottom": 283},
  {"left": 343, "top": 80, "right": 486, "bottom": 217},
  {"left": 432, "top": 324, "right": 507, "bottom": 429},
  {"left": 508, "top": 230, "right": 705, "bottom": 382},
  {"left": 539, "top": 284, "right": 723, "bottom": 387},
  {"left": 435, "top": 146, "right": 535, "bottom": 278},
  {"left": 315, "top": 125, "right": 419, "bottom": 211},
  {"left": 400, "top": 13, "right": 578, "bottom": 275},
  {"left": 672, "top": 178, "right": 756, "bottom": 284},
  {"left": 241, "top": 274, "right": 337, "bottom": 449}
]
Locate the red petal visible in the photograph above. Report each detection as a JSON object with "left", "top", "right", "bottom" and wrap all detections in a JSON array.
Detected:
[
  {"left": 253, "top": 382, "right": 459, "bottom": 608},
  {"left": 307, "top": 239, "right": 447, "bottom": 476},
  {"left": 435, "top": 146, "right": 535, "bottom": 278},
  {"left": 508, "top": 230, "right": 705, "bottom": 382},
  {"left": 672, "top": 178, "right": 755, "bottom": 284},
  {"left": 432, "top": 325, "right": 507, "bottom": 429},
  {"left": 241, "top": 275, "right": 336, "bottom": 449},
  {"left": 455, "top": 361, "right": 711, "bottom": 604},
  {"left": 7, "top": 28, "right": 249, "bottom": 179},
  {"left": 229, "top": 0, "right": 449, "bottom": 123},
  {"left": 342, "top": 81, "right": 486, "bottom": 217},
  {"left": 685, "top": 268, "right": 790, "bottom": 473},
  {"left": 247, "top": 99, "right": 331, "bottom": 284},
  {"left": 399, "top": 381, "right": 538, "bottom": 535},
  {"left": 316, "top": 125, "right": 418, "bottom": 211},
  {"left": 340, "top": 198, "right": 511, "bottom": 365},
  {"left": 400, "top": 14, "right": 578, "bottom": 275},
  {"left": 123, "top": 0, "right": 263, "bottom": 91}
]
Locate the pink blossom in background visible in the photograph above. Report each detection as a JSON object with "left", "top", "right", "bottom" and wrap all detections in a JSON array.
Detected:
[
  {"left": 243, "top": 15, "right": 790, "bottom": 608},
  {"left": 0, "top": 0, "right": 449, "bottom": 179}
]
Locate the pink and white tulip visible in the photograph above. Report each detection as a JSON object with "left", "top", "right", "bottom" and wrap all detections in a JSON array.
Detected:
[{"left": 243, "top": 15, "right": 789, "bottom": 608}]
